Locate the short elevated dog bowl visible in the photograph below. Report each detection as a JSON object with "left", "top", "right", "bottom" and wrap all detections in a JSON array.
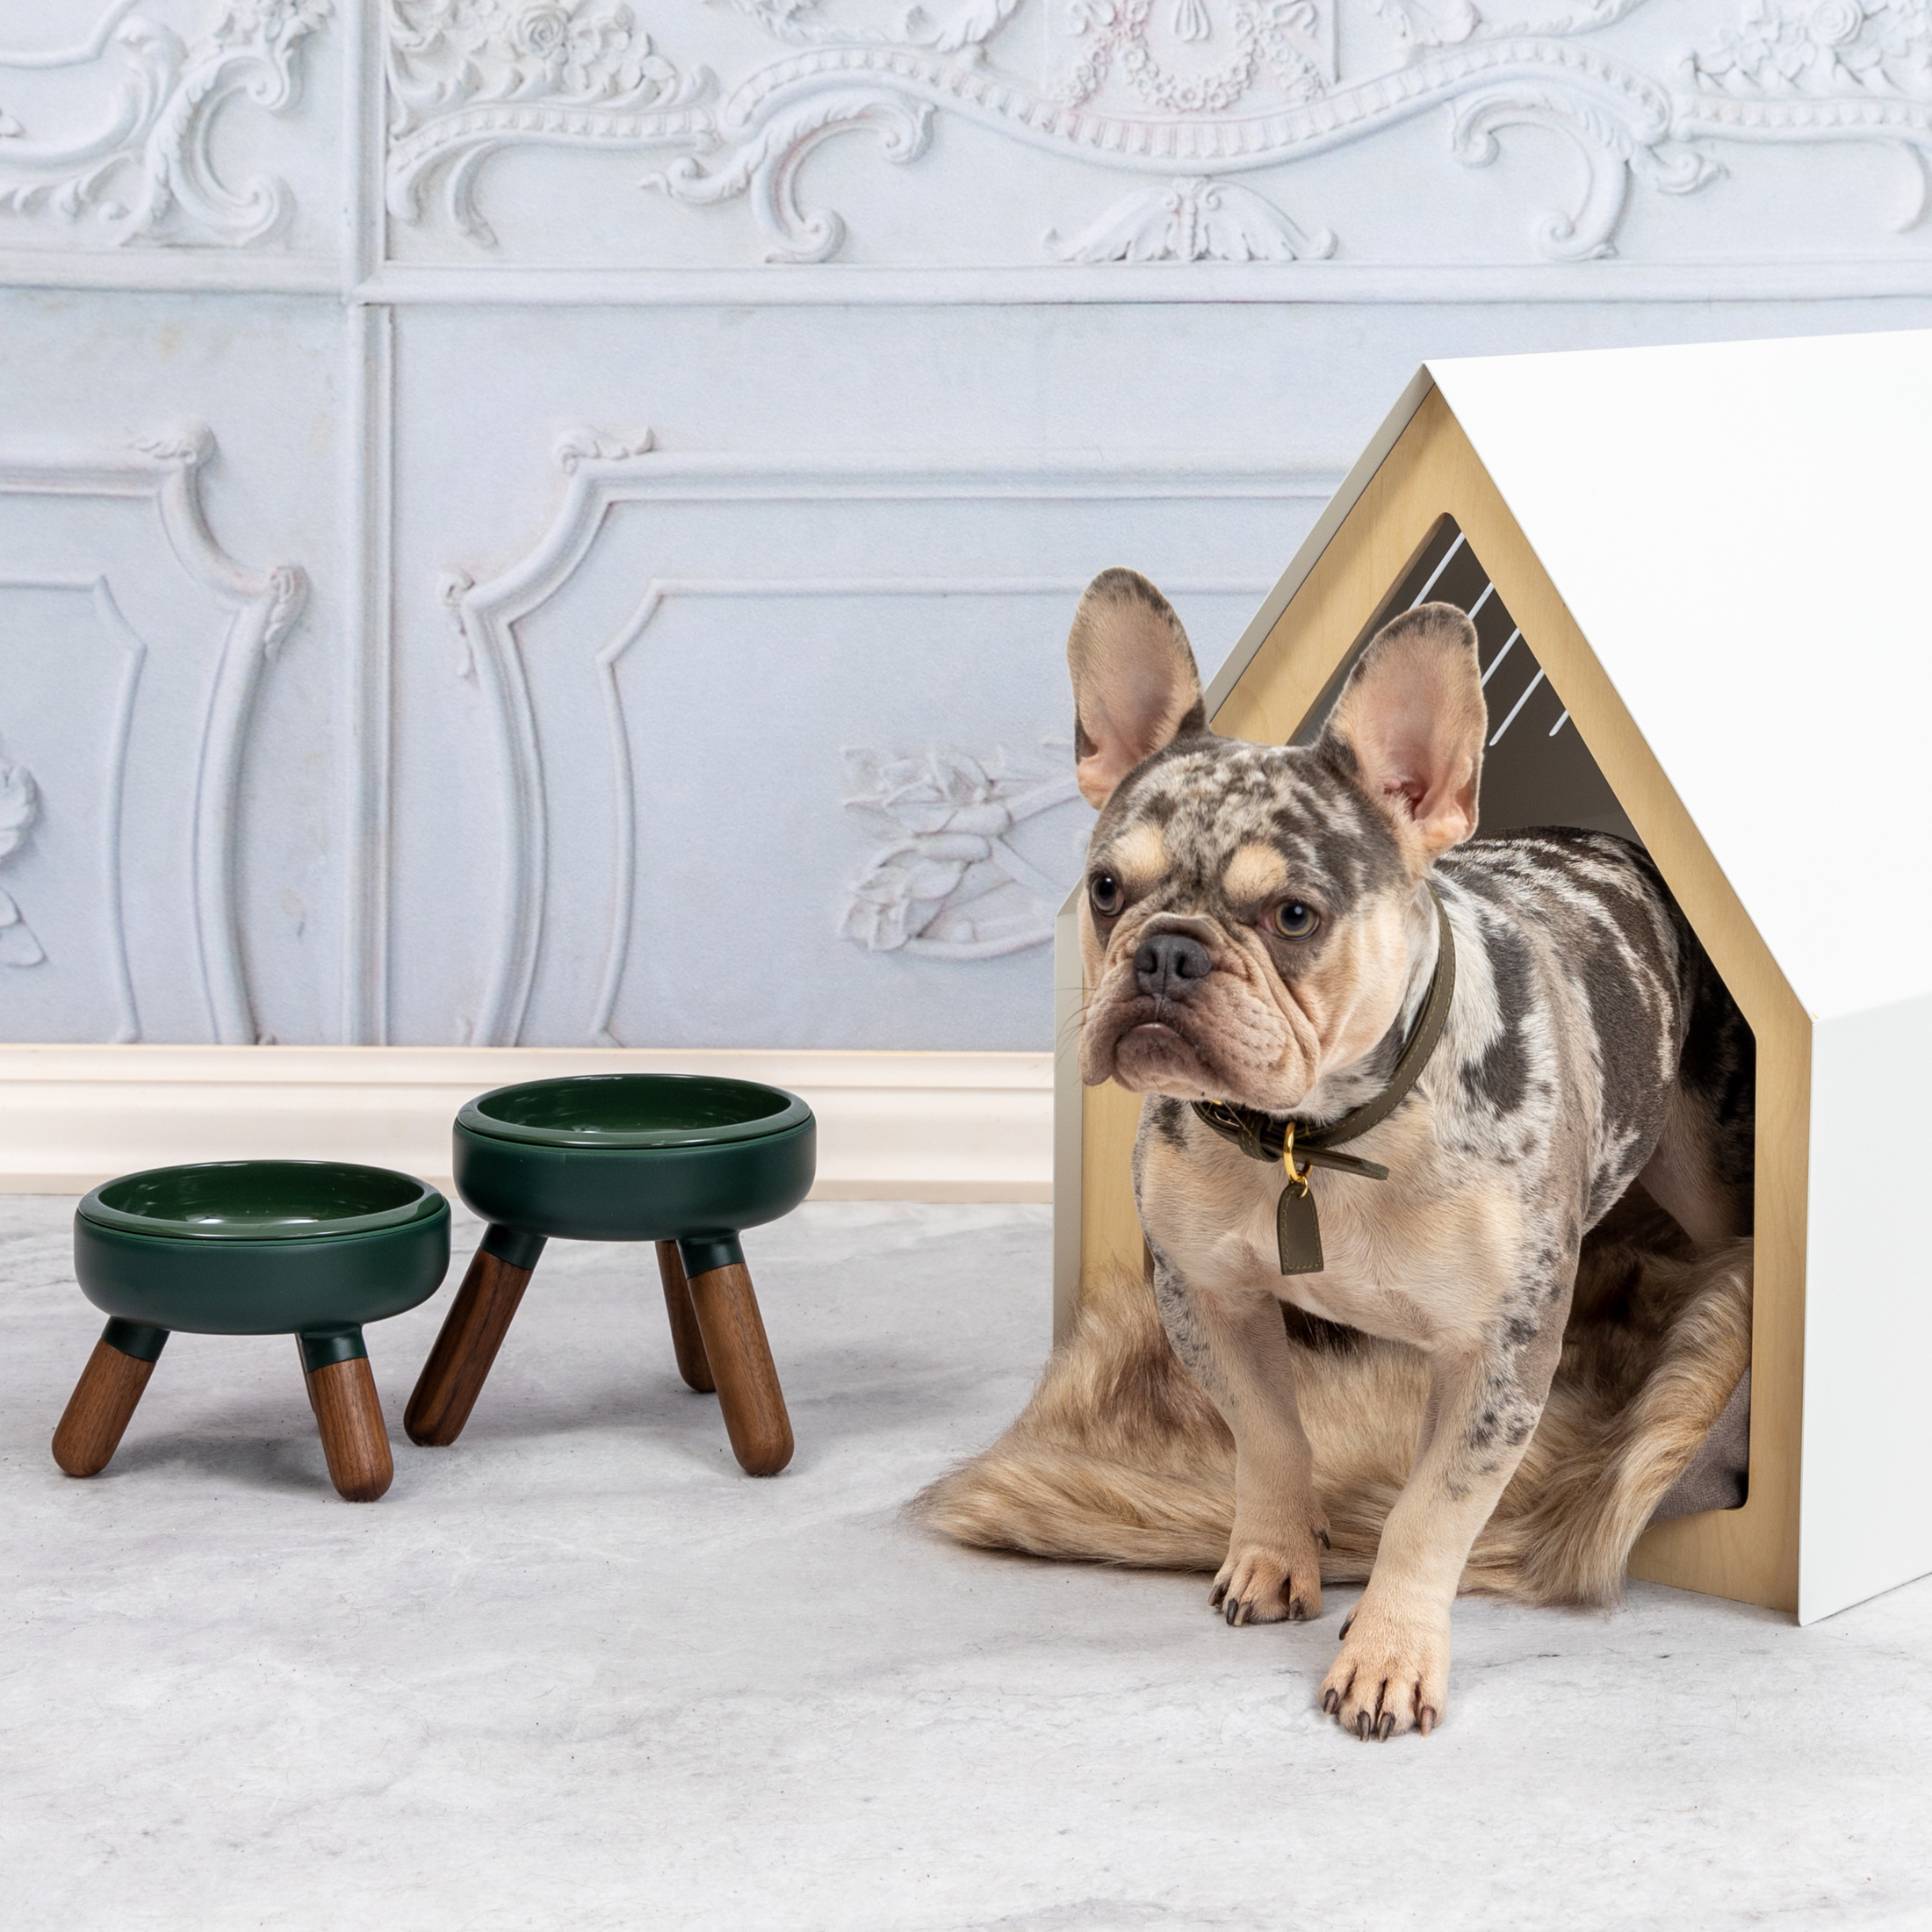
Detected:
[
  {"left": 407, "top": 1075, "right": 815, "bottom": 1474},
  {"left": 56, "top": 1161, "right": 451, "bottom": 1502}
]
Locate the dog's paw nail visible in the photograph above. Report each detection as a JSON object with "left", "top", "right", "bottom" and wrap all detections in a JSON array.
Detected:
[
  {"left": 1418, "top": 1706, "right": 1438, "bottom": 1738},
  {"left": 1287, "top": 1597, "right": 1307, "bottom": 1622},
  {"left": 1337, "top": 1612, "right": 1355, "bottom": 1641},
  {"left": 1316, "top": 1529, "right": 1331, "bottom": 1551},
  {"left": 1354, "top": 1712, "right": 1371, "bottom": 1741},
  {"left": 1322, "top": 1689, "right": 1340, "bottom": 1716},
  {"left": 1208, "top": 1582, "right": 1226, "bottom": 1610},
  {"left": 1376, "top": 1712, "right": 1395, "bottom": 1742},
  {"left": 1224, "top": 1597, "right": 1241, "bottom": 1626}
]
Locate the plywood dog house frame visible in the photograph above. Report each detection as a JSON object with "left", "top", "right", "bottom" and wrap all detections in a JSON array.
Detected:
[{"left": 1053, "top": 332, "right": 1932, "bottom": 1630}]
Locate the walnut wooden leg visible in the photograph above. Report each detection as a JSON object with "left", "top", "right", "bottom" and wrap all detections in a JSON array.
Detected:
[
  {"left": 404, "top": 1228, "right": 545, "bottom": 1446},
  {"left": 655, "top": 1241, "right": 717, "bottom": 1393},
  {"left": 303, "top": 1344, "right": 394, "bottom": 1503},
  {"left": 52, "top": 1322, "right": 168, "bottom": 1477},
  {"left": 681, "top": 1243, "right": 792, "bottom": 1476}
]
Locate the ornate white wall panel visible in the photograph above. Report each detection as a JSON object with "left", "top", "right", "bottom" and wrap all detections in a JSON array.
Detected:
[
  {"left": 0, "top": 428, "right": 304, "bottom": 1042},
  {"left": 6, "top": 0, "right": 1932, "bottom": 1081},
  {"left": 378, "top": 303, "right": 1339, "bottom": 1049},
  {"left": 434, "top": 444, "right": 1305, "bottom": 1046},
  {"left": 0, "top": 289, "right": 342, "bottom": 1049}
]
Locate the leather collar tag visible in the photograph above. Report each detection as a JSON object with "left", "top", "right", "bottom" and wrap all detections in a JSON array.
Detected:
[
  {"left": 1277, "top": 1173, "right": 1324, "bottom": 1274},
  {"left": 1190, "top": 886, "right": 1456, "bottom": 1277}
]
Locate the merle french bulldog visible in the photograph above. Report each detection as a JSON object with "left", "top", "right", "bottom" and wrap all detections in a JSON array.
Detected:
[{"left": 1069, "top": 568, "right": 1753, "bottom": 1739}]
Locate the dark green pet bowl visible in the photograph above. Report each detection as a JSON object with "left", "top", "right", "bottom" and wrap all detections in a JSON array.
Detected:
[
  {"left": 57, "top": 1161, "right": 451, "bottom": 1502},
  {"left": 76, "top": 1160, "right": 451, "bottom": 1344},
  {"left": 408, "top": 1075, "right": 816, "bottom": 1474},
  {"left": 452, "top": 1074, "right": 816, "bottom": 1245}
]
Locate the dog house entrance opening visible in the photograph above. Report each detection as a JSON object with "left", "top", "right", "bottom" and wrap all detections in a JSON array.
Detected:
[{"left": 1291, "top": 515, "right": 1754, "bottom": 1522}]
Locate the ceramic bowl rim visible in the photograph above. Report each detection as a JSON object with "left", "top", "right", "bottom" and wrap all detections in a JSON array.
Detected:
[
  {"left": 77, "top": 1161, "right": 446, "bottom": 1244},
  {"left": 457, "top": 1074, "right": 812, "bottom": 1150}
]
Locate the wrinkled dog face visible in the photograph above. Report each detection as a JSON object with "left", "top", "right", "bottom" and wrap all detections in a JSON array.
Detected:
[
  {"left": 1070, "top": 570, "right": 1486, "bottom": 1115},
  {"left": 1078, "top": 740, "right": 1416, "bottom": 1110}
]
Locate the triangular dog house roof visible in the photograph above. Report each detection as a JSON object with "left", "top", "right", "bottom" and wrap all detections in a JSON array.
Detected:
[
  {"left": 1207, "top": 329, "right": 1932, "bottom": 1025},
  {"left": 1057, "top": 331, "right": 1932, "bottom": 1626}
]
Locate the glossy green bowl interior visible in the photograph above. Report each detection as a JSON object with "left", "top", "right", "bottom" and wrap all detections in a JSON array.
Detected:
[
  {"left": 79, "top": 1161, "right": 444, "bottom": 1243},
  {"left": 459, "top": 1074, "right": 811, "bottom": 1150}
]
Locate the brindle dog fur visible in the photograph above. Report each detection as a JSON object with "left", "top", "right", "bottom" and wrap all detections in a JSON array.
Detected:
[{"left": 1058, "top": 568, "right": 1753, "bottom": 1741}]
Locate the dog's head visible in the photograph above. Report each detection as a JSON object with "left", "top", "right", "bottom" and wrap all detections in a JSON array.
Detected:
[{"left": 1070, "top": 567, "right": 1486, "bottom": 1114}]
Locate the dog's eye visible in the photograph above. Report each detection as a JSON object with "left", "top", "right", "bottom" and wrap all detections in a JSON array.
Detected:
[
  {"left": 1089, "top": 872, "right": 1124, "bottom": 919},
  {"left": 1271, "top": 900, "right": 1318, "bottom": 940}
]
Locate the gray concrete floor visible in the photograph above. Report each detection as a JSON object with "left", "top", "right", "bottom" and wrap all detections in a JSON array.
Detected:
[{"left": 4, "top": 1195, "right": 1929, "bottom": 1931}]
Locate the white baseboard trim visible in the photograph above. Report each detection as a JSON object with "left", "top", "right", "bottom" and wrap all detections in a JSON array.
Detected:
[{"left": 0, "top": 1046, "right": 1054, "bottom": 1201}]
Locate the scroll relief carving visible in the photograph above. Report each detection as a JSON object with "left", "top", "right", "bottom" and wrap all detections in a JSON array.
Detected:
[
  {"left": 385, "top": 0, "right": 1932, "bottom": 263},
  {"left": 0, "top": 761, "right": 45, "bottom": 968},
  {"left": 840, "top": 744, "right": 1083, "bottom": 960},
  {"left": 0, "top": 0, "right": 329, "bottom": 249}
]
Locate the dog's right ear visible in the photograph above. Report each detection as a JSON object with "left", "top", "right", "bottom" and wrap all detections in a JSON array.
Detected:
[
  {"left": 1067, "top": 569, "right": 1207, "bottom": 810},
  {"left": 1318, "top": 602, "right": 1485, "bottom": 865}
]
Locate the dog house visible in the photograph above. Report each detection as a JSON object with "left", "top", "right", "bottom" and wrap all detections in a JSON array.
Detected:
[{"left": 1053, "top": 330, "right": 1932, "bottom": 1628}]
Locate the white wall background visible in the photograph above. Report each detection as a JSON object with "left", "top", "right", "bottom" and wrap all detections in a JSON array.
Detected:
[{"left": 3, "top": 0, "right": 1930, "bottom": 1053}]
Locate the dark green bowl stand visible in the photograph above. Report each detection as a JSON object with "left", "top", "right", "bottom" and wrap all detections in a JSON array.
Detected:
[
  {"left": 404, "top": 1075, "right": 815, "bottom": 1476},
  {"left": 54, "top": 1162, "right": 450, "bottom": 1503}
]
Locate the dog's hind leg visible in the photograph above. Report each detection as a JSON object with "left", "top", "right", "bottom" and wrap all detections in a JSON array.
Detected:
[
  {"left": 1640, "top": 1082, "right": 1751, "bottom": 1248},
  {"left": 1642, "top": 941, "right": 1755, "bottom": 1248},
  {"left": 1149, "top": 1240, "right": 1330, "bottom": 1625},
  {"left": 1498, "top": 1236, "right": 1754, "bottom": 1605}
]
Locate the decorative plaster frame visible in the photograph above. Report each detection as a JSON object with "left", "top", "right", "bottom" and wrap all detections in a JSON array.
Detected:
[
  {"left": 0, "top": 428, "right": 307, "bottom": 1042},
  {"left": 443, "top": 437, "right": 1323, "bottom": 1046}
]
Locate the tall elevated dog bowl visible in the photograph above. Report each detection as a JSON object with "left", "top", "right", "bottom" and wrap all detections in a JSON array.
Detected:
[
  {"left": 404, "top": 1074, "right": 815, "bottom": 1475},
  {"left": 55, "top": 1162, "right": 451, "bottom": 1502}
]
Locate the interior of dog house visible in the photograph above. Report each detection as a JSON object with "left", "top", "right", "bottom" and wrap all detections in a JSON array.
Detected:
[{"left": 1054, "top": 330, "right": 1932, "bottom": 1630}]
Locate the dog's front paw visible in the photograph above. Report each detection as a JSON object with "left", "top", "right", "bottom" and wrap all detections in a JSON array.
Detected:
[
  {"left": 1209, "top": 1523, "right": 1326, "bottom": 1626},
  {"left": 1319, "top": 1599, "right": 1449, "bottom": 1740}
]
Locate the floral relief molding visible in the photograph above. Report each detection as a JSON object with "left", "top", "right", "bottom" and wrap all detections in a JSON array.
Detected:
[
  {"left": 385, "top": 0, "right": 1932, "bottom": 263},
  {"left": 0, "top": 759, "right": 45, "bottom": 967},
  {"left": 840, "top": 744, "right": 1082, "bottom": 962}
]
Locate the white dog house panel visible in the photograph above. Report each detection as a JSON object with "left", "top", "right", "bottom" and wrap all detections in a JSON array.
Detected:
[{"left": 1055, "top": 332, "right": 1932, "bottom": 1628}]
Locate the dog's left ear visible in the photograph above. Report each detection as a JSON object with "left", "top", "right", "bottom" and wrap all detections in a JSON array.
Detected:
[
  {"left": 1320, "top": 602, "right": 1485, "bottom": 864},
  {"left": 1067, "top": 568, "right": 1207, "bottom": 809}
]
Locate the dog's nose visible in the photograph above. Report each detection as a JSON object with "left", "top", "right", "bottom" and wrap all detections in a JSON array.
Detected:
[{"left": 1135, "top": 933, "right": 1213, "bottom": 1000}]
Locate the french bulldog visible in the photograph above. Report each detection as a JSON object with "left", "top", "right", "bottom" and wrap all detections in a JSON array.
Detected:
[{"left": 1068, "top": 567, "right": 1754, "bottom": 1739}]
